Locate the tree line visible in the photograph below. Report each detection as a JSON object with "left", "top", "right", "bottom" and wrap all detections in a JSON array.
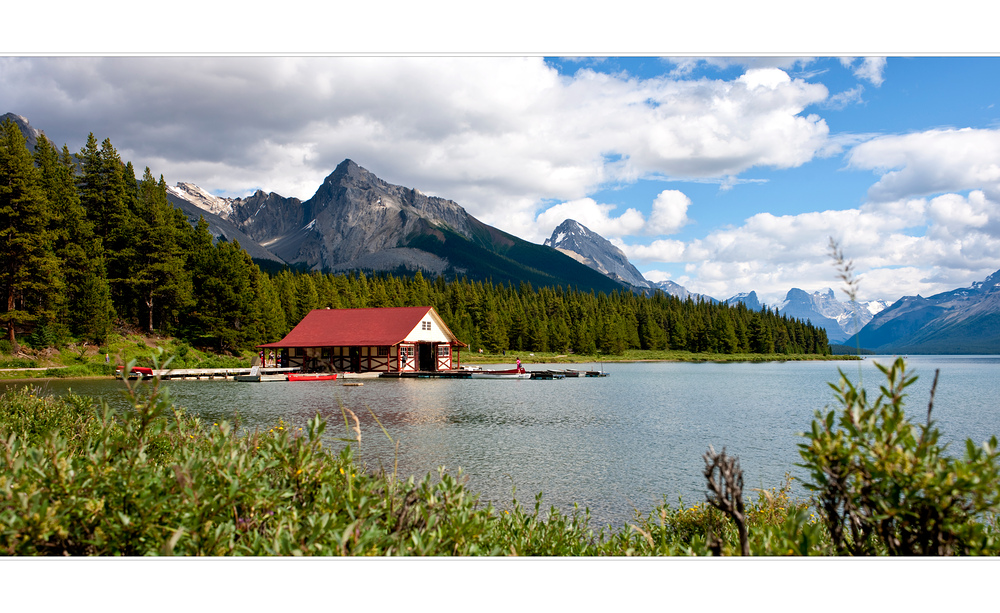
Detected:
[{"left": 0, "top": 118, "right": 829, "bottom": 356}]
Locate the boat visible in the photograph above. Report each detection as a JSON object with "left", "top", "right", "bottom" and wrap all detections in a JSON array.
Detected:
[
  {"left": 117, "top": 366, "right": 154, "bottom": 379},
  {"left": 235, "top": 365, "right": 263, "bottom": 382},
  {"left": 467, "top": 367, "right": 532, "bottom": 379},
  {"left": 286, "top": 372, "right": 339, "bottom": 382},
  {"left": 531, "top": 370, "right": 566, "bottom": 380}
]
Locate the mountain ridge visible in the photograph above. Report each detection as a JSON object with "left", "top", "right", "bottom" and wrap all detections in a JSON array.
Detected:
[
  {"left": 172, "top": 159, "right": 624, "bottom": 293},
  {"left": 844, "top": 270, "right": 1000, "bottom": 353}
]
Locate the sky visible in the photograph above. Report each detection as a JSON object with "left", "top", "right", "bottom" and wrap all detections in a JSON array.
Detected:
[{"left": 4, "top": 5, "right": 1000, "bottom": 307}]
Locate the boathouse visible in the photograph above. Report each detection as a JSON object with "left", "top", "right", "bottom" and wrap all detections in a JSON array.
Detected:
[{"left": 258, "top": 306, "right": 465, "bottom": 373}]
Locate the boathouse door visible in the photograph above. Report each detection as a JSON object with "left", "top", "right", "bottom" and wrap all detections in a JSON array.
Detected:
[
  {"left": 418, "top": 343, "right": 434, "bottom": 371},
  {"left": 349, "top": 347, "right": 361, "bottom": 372}
]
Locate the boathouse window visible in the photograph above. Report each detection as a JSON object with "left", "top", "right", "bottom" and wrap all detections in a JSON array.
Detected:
[
  {"left": 421, "top": 321, "right": 431, "bottom": 330},
  {"left": 438, "top": 345, "right": 450, "bottom": 357},
  {"left": 377, "top": 346, "right": 389, "bottom": 357},
  {"left": 401, "top": 346, "right": 414, "bottom": 359}
]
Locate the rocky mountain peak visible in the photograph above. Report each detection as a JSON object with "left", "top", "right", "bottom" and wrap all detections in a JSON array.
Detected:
[
  {"left": 167, "top": 182, "right": 235, "bottom": 218},
  {"left": 726, "top": 291, "right": 764, "bottom": 311},
  {"left": 326, "top": 158, "right": 369, "bottom": 184},
  {"left": 543, "top": 219, "right": 649, "bottom": 288},
  {"left": 973, "top": 268, "right": 1000, "bottom": 291},
  {"left": 2, "top": 112, "right": 48, "bottom": 151}
]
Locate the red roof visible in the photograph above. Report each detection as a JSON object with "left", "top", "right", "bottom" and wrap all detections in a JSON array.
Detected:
[{"left": 258, "top": 306, "right": 463, "bottom": 348}]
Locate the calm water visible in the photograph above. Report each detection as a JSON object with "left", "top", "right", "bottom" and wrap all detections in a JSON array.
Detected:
[{"left": 5, "top": 355, "right": 1000, "bottom": 528}]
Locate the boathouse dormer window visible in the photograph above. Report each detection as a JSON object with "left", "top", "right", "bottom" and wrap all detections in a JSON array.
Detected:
[{"left": 421, "top": 321, "right": 431, "bottom": 330}]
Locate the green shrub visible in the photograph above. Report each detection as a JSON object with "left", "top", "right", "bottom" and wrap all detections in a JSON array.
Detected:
[
  {"left": 0, "top": 374, "right": 502, "bottom": 556},
  {"left": 799, "top": 357, "right": 1000, "bottom": 555}
]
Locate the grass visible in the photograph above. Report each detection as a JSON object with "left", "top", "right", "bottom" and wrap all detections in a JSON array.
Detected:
[{"left": 0, "top": 334, "right": 257, "bottom": 380}]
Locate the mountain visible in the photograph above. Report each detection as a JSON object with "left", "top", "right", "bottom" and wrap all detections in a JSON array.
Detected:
[
  {"left": 543, "top": 219, "right": 650, "bottom": 288},
  {"left": 174, "top": 159, "right": 625, "bottom": 293},
  {"left": 541, "top": 218, "right": 723, "bottom": 302},
  {"left": 776, "top": 288, "right": 889, "bottom": 343},
  {"left": 843, "top": 270, "right": 1000, "bottom": 353},
  {"left": 726, "top": 291, "right": 764, "bottom": 311},
  {"left": 164, "top": 188, "right": 286, "bottom": 266},
  {"left": 647, "top": 279, "right": 716, "bottom": 302},
  {"left": 1, "top": 113, "right": 49, "bottom": 152}
]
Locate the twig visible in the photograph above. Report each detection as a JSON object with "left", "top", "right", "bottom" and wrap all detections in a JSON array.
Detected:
[{"left": 703, "top": 445, "right": 749, "bottom": 555}]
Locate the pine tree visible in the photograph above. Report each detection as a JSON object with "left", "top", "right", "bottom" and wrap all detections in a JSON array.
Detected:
[
  {"left": 132, "top": 169, "right": 193, "bottom": 332},
  {"left": 0, "top": 119, "right": 62, "bottom": 349}
]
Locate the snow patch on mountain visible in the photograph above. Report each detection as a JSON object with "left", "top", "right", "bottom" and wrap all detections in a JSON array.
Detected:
[
  {"left": 776, "top": 287, "right": 890, "bottom": 342},
  {"left": 167, "top": 182, "right": 236, "bottom": 218}
]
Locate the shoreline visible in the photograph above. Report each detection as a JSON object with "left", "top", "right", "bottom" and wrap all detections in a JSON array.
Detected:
[{"left": 0, "top": 352, "right": 877, "bottom": 383}]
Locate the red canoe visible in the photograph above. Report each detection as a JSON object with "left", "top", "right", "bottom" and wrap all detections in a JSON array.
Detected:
[{"left": 286, "top": 373, "right": 338, "bottom": 381}]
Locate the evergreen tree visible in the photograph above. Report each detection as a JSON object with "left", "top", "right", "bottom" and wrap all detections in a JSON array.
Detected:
[
  {"left": 132, "top": 169, "right": 193, "bottom": 332},
  {"left": 0, "top": 119, "right": 62, "bottom": 349}
]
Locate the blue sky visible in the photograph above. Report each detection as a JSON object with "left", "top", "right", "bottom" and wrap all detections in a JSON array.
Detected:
[{"left": 5, "top": 6, "right": 1000, "bottom": 306}]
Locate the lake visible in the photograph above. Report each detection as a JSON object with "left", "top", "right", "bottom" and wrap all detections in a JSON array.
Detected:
[{"left": 5, "top": 355, "right": 1000, "bottom": 528}]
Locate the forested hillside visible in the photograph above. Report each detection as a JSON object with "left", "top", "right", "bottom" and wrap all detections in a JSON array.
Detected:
[{"left": 0, "top": 118, "right": 829, "bottom": 356}]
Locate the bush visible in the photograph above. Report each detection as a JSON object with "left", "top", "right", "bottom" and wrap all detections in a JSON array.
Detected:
[
  {"left": 0, "top": 375, "right": 501, "bottom": 555},
  {"left": 798, "top": 357, "right": 1000, "bottom": 555}
]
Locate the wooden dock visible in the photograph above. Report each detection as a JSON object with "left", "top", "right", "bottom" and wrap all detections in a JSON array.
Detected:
[{"left": 132, "top": 367, "right": 607, "bottom": 381}]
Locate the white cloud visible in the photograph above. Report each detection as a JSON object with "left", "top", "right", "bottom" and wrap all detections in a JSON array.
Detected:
[
  {"left": 534, "top": 189, "right": 692, "bottom": 243},
  {"left": 0, "top": 57, "right": 835, "bottom": 242},
  {"left": 667, "top": 57, "right": 816, "bottom": 77},
  {"left": 738, "top": 67, "right": 792, "bottom": 90},
  {"left": 625, "top": 190, "right": 1000, "bottom": 304},
  {"left": 847, "top": 128, "right": 1000, "bottom": 202},
  {"left": 648, "top": 190, "right": 693, "bottom": 234},
  {"left": 534, "top": 198, "right": 647, "bottom": 239},
  {"left": 840, "top": 57, "right": 887, "bottom": 86},
  {"left": 619, "top": 238, "right": 690, "bottom": 263},
  {"left": 825, "top": 85, "right": 865, "bottom": 109}
]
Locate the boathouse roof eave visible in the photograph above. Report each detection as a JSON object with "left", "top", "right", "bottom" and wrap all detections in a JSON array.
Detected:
[{"left": 255, "top": 306, "right": 466, "bottom": 349}]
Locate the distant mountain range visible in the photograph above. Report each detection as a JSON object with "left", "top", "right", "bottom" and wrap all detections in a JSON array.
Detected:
[
  {"left": 844, "top": 269, "right": 1000, "bottom": 353},
  {"left": 776, "top": 288, "right": 890, "bottom": 343}
]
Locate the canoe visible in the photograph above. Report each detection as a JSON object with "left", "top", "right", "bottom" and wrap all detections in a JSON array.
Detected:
[
  {"left": 117, "top": 366, "right": 154, "bottom": 379},
  {"left": 531, "top": 371, "right": 566, "bottom": 380},
  {"left": 287, "top": 373, "right": 338, "bottom": 382}
]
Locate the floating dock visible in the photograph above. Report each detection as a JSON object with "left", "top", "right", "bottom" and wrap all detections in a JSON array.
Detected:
[
  {"left": 130, "top": 367, "right": 606, "bottom": 381},
  {"left": 379, "top": 368, "right": 608, "bottom": 379}
]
